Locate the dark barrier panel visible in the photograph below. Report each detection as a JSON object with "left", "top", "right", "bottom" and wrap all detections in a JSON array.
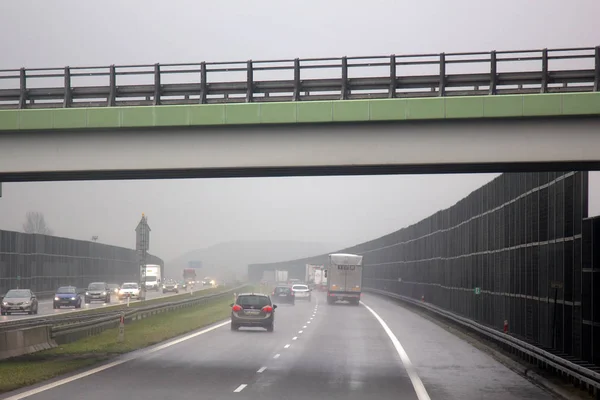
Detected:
[
  {"left": 582, "top": 216, "right": 600, "bottom": 366},
  {"left": 249, "top": 171, "right": 589, "bottom": 364},
  {"left": 0, "top": 230, "right": 163, "bottom": 294}
]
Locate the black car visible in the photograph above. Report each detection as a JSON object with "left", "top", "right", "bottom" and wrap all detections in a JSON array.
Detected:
[
  {"left": 1, "top": 289, "right": 39, "bottom": 315},
  {"left": 230, "top": 293, "right": 277, "bottom": 332},
  {"left": 53, "top": 286, "right": 82, "bottom": 309},
  {"left": 272, "top": 285, "right": 295, "bottom": 305},
  {"left": 85, "top": 282, "right": 111, "bottom": 304}
]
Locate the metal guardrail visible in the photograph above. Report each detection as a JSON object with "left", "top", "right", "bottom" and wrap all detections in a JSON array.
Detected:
[
  {"left": 51, "top": 285, "right": 246, "bottom": 344},
  {"left": 0, "top": 47, "right": 598, "bottom": 109},
  {"left": 366, "top": 287, "right": 600, "bottom": 395}
]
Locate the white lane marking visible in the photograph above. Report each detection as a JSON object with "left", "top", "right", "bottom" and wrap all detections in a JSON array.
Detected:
[
  {"left": 257, "top": 366, "right": 267, "bottom": 373},
  {"left": 2, "top": 320, "right": 231, "bottom": 400},
  {"left": 307, "top": 321, "right": 311, "bottom": 324},
  {"left": 298, "top": 330, "right": 303, "bottom": 334},
  {"left": 303, "top": 325, "right": 307, "bottom": 328},
  {"left": 273, "top": 353, "right": 281, "bottom": 359},
  {"left": 292, "top": 336, "right": 298, "bottom": 340},
  {"left": 284, "top": 344, "right": 290, "bottom": 349},
  {"left": 361, "top": 301, "right": 431, "bottom": 400},
  {"left": 234, "top": 384, "right": 247, "bottom": 393}
]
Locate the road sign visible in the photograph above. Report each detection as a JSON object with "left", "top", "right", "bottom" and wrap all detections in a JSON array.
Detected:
[
  {"left": 135, "top": 214, "right": 151, "bottom": 251},
  {"left": 550, "top": 281, "right": 563, "bottom": 289},
  {"left": 474, "top": 287, "right": 481, "bottom": 295}
]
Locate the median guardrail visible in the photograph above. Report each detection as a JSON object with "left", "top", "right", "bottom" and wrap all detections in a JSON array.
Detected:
[
  {"left": 51, "top": 285, "right": 247, "bottom": 345},
  {"left": 366, "top": 287, "right": 600, "bottom": 396}
]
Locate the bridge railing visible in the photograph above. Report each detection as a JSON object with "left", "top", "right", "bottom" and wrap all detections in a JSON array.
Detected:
[{"left": 0, "top": 47, "right": 598, "bottom": 109}]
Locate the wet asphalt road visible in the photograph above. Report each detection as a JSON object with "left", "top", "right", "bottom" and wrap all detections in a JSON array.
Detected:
[
  {"left": 0, "top": 286, "right": 205, "bottom": 323},
  {"left": 1, "top": 292, "right": 555, "bottom": 400}
]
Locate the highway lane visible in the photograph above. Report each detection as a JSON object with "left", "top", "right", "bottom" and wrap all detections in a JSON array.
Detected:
[
  {"left": 1, "top": 292, "right": 556, "bottom": 400},
  {"left": 0, "top": 286, "right": 207, "bottom": 323}
]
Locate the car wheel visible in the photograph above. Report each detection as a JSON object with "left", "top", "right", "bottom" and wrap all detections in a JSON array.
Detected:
[
  {"left": 163, "top": 290, "right": 166, "bottom": 294},
  {"left": 85, "top": 297, "right": 90, "bottom": 304},
  {"left": 266, "top": 323, "right": 274, "bottom": 332},
  {"left": 1, "top": 311, "right": 5, "bottom": 316},
  {"left": 230, "top": 323, "right": 238, "bottom": 331},
  {"left": 6, "top": 312, "right": 11, "bottom": 316},
  {"left": 34, "top": 306, "right": 38, "bottom": 314},
  {"left": 106, "top": 296, "right": 111, "bottom": 303},
  {"left": 28, "top": 310, "right": 33, "bottom": 315}
]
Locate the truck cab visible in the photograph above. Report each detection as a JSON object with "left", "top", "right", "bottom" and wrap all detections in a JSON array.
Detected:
[{"left": 326, "top": 253, "right": 363, "bottom": 306}]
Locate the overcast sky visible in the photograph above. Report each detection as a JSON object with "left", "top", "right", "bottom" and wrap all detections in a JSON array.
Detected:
[{"left": 0, "top": 0, "right": 599, "bottom": 261}]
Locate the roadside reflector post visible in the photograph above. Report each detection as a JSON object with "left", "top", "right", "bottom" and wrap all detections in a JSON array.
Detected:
[
  {"left": 503, "top": 320, "right": 509, "bottom": 334},
  {"left": 118, "top": 312, "right": 125, "bottom": 342},
  {"left": 127, "top": 296, "right": 130, "bottom": 307}
]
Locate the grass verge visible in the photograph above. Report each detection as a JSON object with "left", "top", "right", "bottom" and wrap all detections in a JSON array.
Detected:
[{"left": 0, "top": 293, "right": 238, "bottom": 394}]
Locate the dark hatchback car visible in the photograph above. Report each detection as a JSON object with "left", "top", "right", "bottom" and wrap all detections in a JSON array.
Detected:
[
  {"left": 272, "top": 285, "right": 295, "bottom": 305},
  {"left": 53, "top": 286, "right": 82, "bottom": 309},
  {"left": 1, "top": 289, "right": 39, "bottom": 315},
  {"left": 85, "top": 282, "right": 111, "bottom": 304},
  {"left": 230, "top": 293, "right": 277, "bottom": 332}
]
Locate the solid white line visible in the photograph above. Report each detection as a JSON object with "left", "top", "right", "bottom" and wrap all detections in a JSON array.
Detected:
[
  {"left": 273, "top": 353, "right": 281, "bottom": 359},
  {"left": 284, "top": 344, "right": 290, "bottom": 349},
  {"left": 298, "top": 330, "right": 303, "bottom": 334},
  {"left": 257, "top": 366, "right": 267, "bottom": 373},
  {"left": 292, "top": 336, "right": 298, "bottom": 340},
  {"left": 2, "top": 320, "right": 231, "bottom": 400},
  {"left": 233, "top": 384, "right": 247, "bottom": 393},
  {"left": 361, "top": 301, "right": 431, "bottom": 400}
]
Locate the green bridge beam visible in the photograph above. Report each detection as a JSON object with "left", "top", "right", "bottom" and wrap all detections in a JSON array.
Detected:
[{"left": 1, "top": 92, "right": 599, "bottom": 131}]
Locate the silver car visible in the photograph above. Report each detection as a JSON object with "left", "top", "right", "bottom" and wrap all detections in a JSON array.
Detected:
[{"left": 1, "top": 289, "right": 39, "bottom": 315}]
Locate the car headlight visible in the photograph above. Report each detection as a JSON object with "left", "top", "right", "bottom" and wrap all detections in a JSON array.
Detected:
[
  {"left": 86, "top": 292, "right": 90, "bottom": 296},
  {"left": 102, "top": 291, "right": 107, "bottom": 296},
  {"left": 54, "top": 297, "right": 60, "bottom": 301},
  {"left": 163, "top": 285, "right": 166, "bottom": 288},
  {"left": 3, "top": 301, "right": 8, "bottom": 306},
  {"left": 23, "top": 301, "right": 30, "bottom": 305},
  {"left": 71, "top": 297, "right": 76, "bottom": 300}
]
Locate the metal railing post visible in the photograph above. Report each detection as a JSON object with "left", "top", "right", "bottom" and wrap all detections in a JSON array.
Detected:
[
  {"left": 18, "top": 68, "right": 26, "bottom": 109},
  {"left": 293, "top": 58, "right": 300, "bottom": 101},
  {"left": 489, "top": 51, "right": 497, "bottom": 95},
  {"left": 63, "top": 66, "right": 71, "bottom": 108},
  {"left": 341, "top": 56, "right": 348, "bottom": 100},
  {"left": 108, "top": 65, "right": 116, "bottom": 107},
  {"left": 199, "top": 62, "right": 207, "bottom": 104},
  {"left": 153, "top": 63, "right": 161, "bottom": 105},
  {"left": 439, "top": 53, "right": 446, "bottom": 96},
  {"left": 594, "top": 46, "right": 600, "bottom": 92},
  {"left": 389, "top": 54, "right": 396, "bottom": 98},
  {"left": 246, "top": 60, "right": 253, "bottom": 103},
  {"left": 541, "top": 48, "right": 549, "bottom": 94}
]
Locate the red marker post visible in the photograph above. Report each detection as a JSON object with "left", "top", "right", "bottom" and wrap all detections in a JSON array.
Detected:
[
  {"left": 503, "top": 320, "right": 508, "bottom": 334},
  {"left": 118, "top": 312, "right": 125, "bottom": 342}
]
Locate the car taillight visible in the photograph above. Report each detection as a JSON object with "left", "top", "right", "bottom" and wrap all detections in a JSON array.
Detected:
[
  {"left": 232, "top": 304, "right": 242, "bottom": 312},
  {"left": 290, "top": 292, "right": 294, "bottom": 296},
  {"left": 262, "top": 306, "right": 273, "bottom": 313},
  {"left": 272, "top": 292, "right": 275, "bottom": 295}
]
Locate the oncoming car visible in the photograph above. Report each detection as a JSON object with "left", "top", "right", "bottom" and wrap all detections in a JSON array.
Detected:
[
  {"left": 85, "top": 282, "right": 111, "bottom": 304},
  {"left": 1, "top": 289, "right": 39, "bottom": 315},
  {"left": 118, "top": 282, "right": 140, "bottom": 300},
  {"left": 162, "top": 280, "right": 179, "bottom": 294},
  {"left": 230, "top": 293, "right": 277, "bottom": 332},
  {"left": 53, "top": 286, "right": 82, "bottom": 309}
]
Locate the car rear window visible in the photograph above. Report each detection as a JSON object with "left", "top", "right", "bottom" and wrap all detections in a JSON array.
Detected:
[
  {"left": 292, "top": 285, "right": 308, "bottom": 290},
  {"left": 274, "top": 287, "right": 291, "bottom": 294},
  {"left": 237, "top": 295, "right": 270, "bottom": 307}
]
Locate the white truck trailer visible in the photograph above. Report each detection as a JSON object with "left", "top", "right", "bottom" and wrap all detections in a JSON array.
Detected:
[{"left": 326, "top": 253, "right": 363, "bottom": 305}]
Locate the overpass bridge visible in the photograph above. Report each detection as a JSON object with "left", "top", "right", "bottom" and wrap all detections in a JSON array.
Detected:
[{"left": 0, "top": 47, "right": 599, "bottom": 182}]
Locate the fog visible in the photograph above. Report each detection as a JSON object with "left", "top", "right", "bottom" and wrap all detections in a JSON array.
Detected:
[{"left": 0, "top": 0, "right": 599, "bottom": 266}]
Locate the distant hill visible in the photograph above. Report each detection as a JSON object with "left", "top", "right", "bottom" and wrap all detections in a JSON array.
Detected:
[{"left": 165, "top": 240, "right": 337, "bottom": 282}]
